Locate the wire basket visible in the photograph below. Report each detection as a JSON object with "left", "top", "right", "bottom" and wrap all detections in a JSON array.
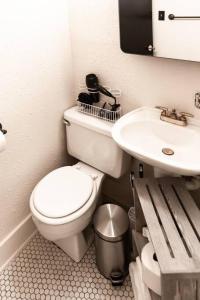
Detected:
[{"left": 77, "top": 101, "right": 122, "bottom": 123}]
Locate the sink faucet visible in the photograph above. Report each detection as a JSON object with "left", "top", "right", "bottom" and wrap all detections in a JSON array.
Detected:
[{"left": 156, "top": 106, "right": 193, "bottom": 126}]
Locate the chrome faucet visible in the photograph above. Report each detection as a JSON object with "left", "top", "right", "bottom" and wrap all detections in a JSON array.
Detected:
[{"left": 156, "top": 106, "right": 194, "bottom": 126}]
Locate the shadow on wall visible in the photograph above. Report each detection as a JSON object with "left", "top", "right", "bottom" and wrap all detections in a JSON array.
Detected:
[
  {"left": 191, "top": 189, "right": 200, "bottom": 209},
  {"left": 102, "top": 159, "right": 153, "bottom": 209}
]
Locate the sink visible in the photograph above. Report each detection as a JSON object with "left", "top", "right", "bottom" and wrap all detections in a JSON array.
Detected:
[{"left": 112, "top": 107, "right": 200, "bottom": 176}]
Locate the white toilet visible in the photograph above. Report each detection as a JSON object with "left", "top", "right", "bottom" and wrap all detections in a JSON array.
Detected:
[{"left": 30, "top": 107, "right": 130, "bottom": 262}]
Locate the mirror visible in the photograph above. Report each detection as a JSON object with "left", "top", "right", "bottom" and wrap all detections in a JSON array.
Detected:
[{"left": 119, "top": 0, "right": 200, "bottom": 62}]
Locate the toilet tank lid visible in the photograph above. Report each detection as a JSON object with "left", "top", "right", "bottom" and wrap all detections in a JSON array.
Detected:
[
  {"left": 33, "top": 167, "right": 94, "bottom": 219},
  {"left": 64, "top": 106, "right": 113, "bottom": 137}
]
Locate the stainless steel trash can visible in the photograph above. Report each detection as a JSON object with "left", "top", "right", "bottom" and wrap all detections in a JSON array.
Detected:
[{"left": 93, "top": 204, "right": 130, "bottom": 286}]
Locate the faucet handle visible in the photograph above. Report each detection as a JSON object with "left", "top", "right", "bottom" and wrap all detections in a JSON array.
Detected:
[
  {"left": 180, "top": 112, "right": 194, "bottom": 118},
  {"left": 155, "top": 106, "right": 168, "bottom": 111}
]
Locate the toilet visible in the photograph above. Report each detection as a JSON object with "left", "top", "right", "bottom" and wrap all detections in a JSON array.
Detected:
[{"left": 30, "top": 106, "right": 131, "bottom": 262}]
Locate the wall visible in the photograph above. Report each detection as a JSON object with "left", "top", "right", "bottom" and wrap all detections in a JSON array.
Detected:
[
  {"left": 0, "top": 0, "right": 74, "bottom": 246},
  {"left": 68, "top": 0, "right": 200, "bottom": 118},
  {"left": 68, "top": 0, "right": 200, "bottom": 205},
  {"left": 1, "top": 0, "right": 200, "bottom": 248}
]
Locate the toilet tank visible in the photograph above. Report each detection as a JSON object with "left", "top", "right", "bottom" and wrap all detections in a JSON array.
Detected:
[{"left": 64, "top": 107, "right": 131, "bottom": 178}]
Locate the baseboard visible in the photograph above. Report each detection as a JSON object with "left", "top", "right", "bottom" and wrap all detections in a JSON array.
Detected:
[{"left": 0, "top": 214, "right": 36, "bottom": 270}]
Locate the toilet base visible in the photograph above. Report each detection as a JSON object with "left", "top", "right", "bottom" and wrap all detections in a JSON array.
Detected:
[{"left": 55, "top": 225, "right": 94, "bottom": 262}]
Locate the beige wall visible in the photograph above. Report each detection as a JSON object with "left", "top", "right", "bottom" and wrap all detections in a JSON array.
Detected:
[
  {"left": 1, "top": 0, "right": 200, "bottom": 243},
  {"left": 68, "top": 0, "right": 200, "bottom": 118},
  {"left": 68, "top": 0, "right": 200, "bottom": 205},
  {"left": 0, "top": 0, "right": 74, "bottom": 242}
]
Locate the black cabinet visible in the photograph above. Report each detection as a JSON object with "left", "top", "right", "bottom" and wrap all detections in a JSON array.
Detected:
[{"left": 119, "top": 0, "right": 153, "bottom": 56}]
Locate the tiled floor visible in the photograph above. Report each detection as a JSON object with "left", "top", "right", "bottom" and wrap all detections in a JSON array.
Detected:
[{"left": 0, "top": 232, "right": 134, "bottom": 300}]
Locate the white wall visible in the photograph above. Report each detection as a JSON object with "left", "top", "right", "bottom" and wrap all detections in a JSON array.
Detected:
[
  {"left": 0, "top": 0, "right": 74, "bottom": 243},
  {"left": 68, "top": 0, "right": 200, "bottom": 119}
]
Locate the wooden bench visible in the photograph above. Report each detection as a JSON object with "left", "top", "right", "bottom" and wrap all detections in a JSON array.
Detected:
[{"left": 132, "top": 177, "right": 200, "bottom": 300}]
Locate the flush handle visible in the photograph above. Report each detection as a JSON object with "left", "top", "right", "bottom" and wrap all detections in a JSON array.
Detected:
[{"left": 63, "top": 119, "right": 71, "bottom": 126}]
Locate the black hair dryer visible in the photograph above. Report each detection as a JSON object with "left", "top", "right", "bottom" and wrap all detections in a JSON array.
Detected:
[
  {"left": 86, "top": 74, "right": 100, "bottom": 103},
  {"left": 84, "top": 73, "right": 121, "bottom": 113}
]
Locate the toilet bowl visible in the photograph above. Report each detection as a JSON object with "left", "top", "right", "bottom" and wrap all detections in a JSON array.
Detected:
[
  {"left": 30, "top": 106, "right": 131, "bottom": 262},
  {"left": 30, "top": 162, "right": 104, "bottom": 262}
]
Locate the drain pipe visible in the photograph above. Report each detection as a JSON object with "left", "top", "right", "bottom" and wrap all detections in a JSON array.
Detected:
[{"left": 139, "top": 163, "right": 144, "bottom": 178}]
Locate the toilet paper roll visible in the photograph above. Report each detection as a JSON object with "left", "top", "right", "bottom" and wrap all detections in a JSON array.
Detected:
[
  {"left": 0, "top": 131, "right": 6, "bottom": 153},
  {"left": 141, "top": 242, "right": 161, "bottom": 296},
  {"left": 184, "top": 176, "right": 200, "bottom": 191}
]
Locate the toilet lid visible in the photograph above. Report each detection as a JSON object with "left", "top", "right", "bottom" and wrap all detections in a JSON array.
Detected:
[{"left": 33, "top": 167, "right": 94, "bottom": 218}]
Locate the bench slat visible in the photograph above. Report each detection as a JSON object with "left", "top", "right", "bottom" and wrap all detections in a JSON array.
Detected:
[
  {"left": 134, "top": 177, "right": 200, "bottom": 274},
  {"left": 134, "top": 179, "right": 172, "bottom": 269},
  {"left": 134, "top": 177, "right": 200, "bottom": 300},
  {"left": 160, "top": 180, "right": 200, "bottom": 266},
  {"left": 173, "top": 180, "right": 200, "bottom": 239},
  {"left": 147, "top": 179, "right": 189, "bottom": 260}
]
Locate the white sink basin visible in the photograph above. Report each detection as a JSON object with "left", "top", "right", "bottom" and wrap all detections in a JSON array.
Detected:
[{"left": 112, "top": 107, "right": 200, "bottom": 176}]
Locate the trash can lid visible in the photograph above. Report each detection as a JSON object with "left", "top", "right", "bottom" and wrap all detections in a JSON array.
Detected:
[{"left": 93, "top": 204, "right": 129, "bottom": 242}]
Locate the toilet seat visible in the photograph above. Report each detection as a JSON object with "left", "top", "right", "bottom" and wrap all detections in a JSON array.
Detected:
[{"left": 33, "top": 166, "right": 94, "bottom": 219}]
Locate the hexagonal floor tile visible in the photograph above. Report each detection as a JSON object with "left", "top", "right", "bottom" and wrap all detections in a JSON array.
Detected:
[{"left": 0, "top": 232, "right": 134, "bottom": 299}]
